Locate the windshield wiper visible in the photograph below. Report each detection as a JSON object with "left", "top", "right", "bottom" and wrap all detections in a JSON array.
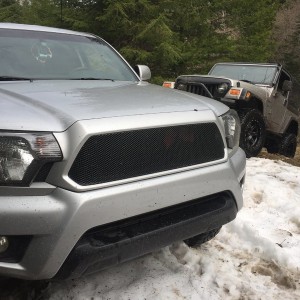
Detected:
[
  {"left": 240, "top": 79, "right": 252, "bottom": 84},
  {"left": 0, "top": 76, "right": 33, "bottom": 82}
]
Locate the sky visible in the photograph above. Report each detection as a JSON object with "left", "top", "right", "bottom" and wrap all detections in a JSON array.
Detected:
[{"left": 29, "top": 158, "right": 300, "bottom": 299}]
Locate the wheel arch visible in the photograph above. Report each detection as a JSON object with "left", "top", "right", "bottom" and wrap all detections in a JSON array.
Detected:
[
  {"left": 249, "top": 97, "right": 264, "bottom": 113},
  {"left": 238, "top": 97, "right": 264, "bottom": 114}
]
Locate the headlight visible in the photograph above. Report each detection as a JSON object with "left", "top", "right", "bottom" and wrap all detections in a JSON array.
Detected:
[
  {"left": 0, "top": 133, "right": 62, "bottom": 186},
  {"left": 221, "top": 110, "right": 241, "bottom": 149},
  {"left": 217, "top": 83, "right": 229, "bottom": 94},
  {"left": 176, "top": 83, "right": 187, "bottom": 91}
]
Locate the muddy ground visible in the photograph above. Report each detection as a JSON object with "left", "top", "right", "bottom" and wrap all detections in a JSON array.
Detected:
[{"left": 259, "top": 145, "right": 300, "bottom": 167}]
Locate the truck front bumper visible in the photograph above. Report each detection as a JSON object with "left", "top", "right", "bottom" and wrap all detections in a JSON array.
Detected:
[{"left": 0, "top": 148, "right": 245, "bottom": 280}]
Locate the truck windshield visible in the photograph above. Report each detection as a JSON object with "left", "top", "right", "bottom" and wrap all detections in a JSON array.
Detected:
[
  {"left": 0, "top": 29, "right": 138, "bottom": 81},
  {"left": 209, "top": 64, "right": 278, "bottom": 85}
]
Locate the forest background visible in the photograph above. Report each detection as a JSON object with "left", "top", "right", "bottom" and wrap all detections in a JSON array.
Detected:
[{"left": 0, "top": 0, "right": 300, "bottom": 84}]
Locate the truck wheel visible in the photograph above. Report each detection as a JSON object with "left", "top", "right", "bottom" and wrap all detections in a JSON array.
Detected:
[
  {"left": 184, "top": 227, "right": 221, "bottom": 248},
  {"left": 265, "top": 139, "right": 279, "bottom": 154},
  {"left": 238, "top": 109, "right": 266, "bottom": 158},
  {"left": 279, "top": 133, "right": 297, "bottom": 158}
]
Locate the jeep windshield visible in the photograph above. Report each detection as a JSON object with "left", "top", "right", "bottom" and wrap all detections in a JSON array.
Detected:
[
  {"left": 209, "top": 64, "right": 278, "bottom": 85},
  {"left": 0, "top": 29, "right": 138, "bottom": 81}
]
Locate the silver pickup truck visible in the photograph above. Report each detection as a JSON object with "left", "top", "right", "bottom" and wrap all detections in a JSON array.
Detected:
[
  {"left": 175, "top": 63, "right": 300, "bottom": 158},
  {"left": 0, "top": 24, "right": 245, "bottom": 280}
]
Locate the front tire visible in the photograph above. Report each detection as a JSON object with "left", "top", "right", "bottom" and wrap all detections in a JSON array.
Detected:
[
  {"left": 184, "top": 227, "right": 221, "bottom": 248},
  {"left": 279, "top": 133, "right": 297, "bottom": 158},
  {"left": 238, "top": 109, "right": 266, "bottom": 158},
  {"left": 265, "top": 138, "right": 279, "bottom": 154}
]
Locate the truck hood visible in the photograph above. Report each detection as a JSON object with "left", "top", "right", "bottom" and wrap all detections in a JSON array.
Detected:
[{"left": 0, "top": 80, "right": 228, "bottom": 132}]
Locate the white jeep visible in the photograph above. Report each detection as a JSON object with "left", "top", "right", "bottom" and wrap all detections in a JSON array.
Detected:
[{"left": 175, "top": 63, "right": 300, "bottom": 158}]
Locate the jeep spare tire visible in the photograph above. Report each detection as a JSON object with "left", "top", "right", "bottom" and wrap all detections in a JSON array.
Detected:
[{"left": 239, "top": 109, "right": 266, "bottom": 158}]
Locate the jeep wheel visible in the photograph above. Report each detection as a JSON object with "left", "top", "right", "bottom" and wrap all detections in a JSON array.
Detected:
[
  {"left": 265, "top": 139, "right": 279, "bottom": 154},
  {"left": 238, "top": 109, "right": 266, "bottom": 158},
  {"left": 184, "top": 227, "right": 221, "bottom": 248},
  {"left": 279, "top": 133, "right": 297, "bottom": 158}
]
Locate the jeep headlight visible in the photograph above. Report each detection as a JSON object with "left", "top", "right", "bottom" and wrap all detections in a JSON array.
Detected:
[
  {"left": 0, "top": 133, "right": 62, "bottom": 186},
  {"left": 217, "top": 83, "right": 229, "bottom": 94},
  {"left": 221, "top": 110, "right": 241, "bottom": 150},
  {"left": 176, "top": 83, "right": 187, "bottom": 91}
]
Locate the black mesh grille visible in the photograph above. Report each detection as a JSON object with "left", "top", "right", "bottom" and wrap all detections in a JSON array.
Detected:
[{"left": 69, "top": 123, "right": 224, "bottom": 186}]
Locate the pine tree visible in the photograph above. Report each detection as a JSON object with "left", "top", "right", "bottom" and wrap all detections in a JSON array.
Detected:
[
  {"left": 0, "top": 0, "right": 284, "bottom": 82},
  {"left": 0, "top": 0, "right": 23, "bottom": 23}
]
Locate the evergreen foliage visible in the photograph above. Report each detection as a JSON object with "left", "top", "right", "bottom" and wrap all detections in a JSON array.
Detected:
[
  {"left": 0, "top": 0, "right": 23, "bottom": 23},
  {"left": 273, "top": 0, "right": 300, "bottom": 82},
  {"left": 0, "top": 0, "right": 286, "bottom": 82}
]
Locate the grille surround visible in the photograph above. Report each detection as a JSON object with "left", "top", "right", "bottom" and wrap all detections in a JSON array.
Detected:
[
  {"left": 186, "top": 83, "right": 228, "bottom": 99},
  {"left": 187, "top": 83, "right": 218, "bottom": 97},
  {"left": 69, "top": 123, "right": 225, "bottom": 186},
  {"left": 176, "top": 77, "right": 231, "bottom": 100}
]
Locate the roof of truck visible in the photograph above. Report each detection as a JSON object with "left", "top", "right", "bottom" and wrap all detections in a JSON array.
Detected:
[{"left": 0, "top": 23, "right": 94, "bottom": 38}]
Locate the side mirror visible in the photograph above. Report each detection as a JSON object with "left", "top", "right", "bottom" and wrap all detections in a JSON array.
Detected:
[
  {"left": 282, "top": 80, "right": 293, "bottom": 92},
  {"left": 134, "top": 65, "right": 151, "bottom": 81}
]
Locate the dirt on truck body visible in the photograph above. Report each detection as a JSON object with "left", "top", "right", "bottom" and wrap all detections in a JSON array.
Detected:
[{"left": 175, "top": 63, "right": 300, "bottom": 158}]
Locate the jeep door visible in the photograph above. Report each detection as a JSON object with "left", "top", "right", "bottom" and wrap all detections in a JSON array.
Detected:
[{"left": 269, "top": 70, "right": 291, "bottom": 132}]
